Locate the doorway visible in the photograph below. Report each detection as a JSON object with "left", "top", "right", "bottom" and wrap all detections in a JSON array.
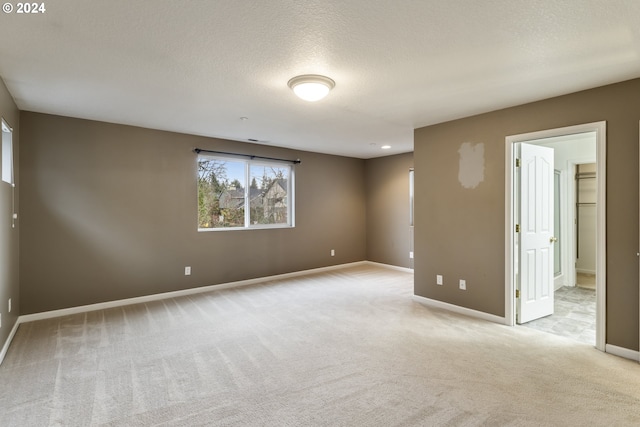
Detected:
[{"left": 505, "top": 122, "right": 606, "bottom": 351}]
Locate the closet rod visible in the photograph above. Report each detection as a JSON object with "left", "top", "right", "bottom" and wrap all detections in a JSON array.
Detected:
[
  {"left": 194, "top": 148, "right": 301, "bottom": 164},
  {"left": 576, "top": 172, "right": 596, "bottom": 180}
]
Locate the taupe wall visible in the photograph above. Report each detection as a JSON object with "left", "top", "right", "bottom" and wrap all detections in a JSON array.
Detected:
[
  {"left": 415, "top": 78, "right": 640, "bottom": 351},
  {"left": 365, "top": 153, "right": 413, "bottom": 268},
  {"left": 19, "top": 112, "right": 367, "bottom": 314},
  {"left": 0, "top": 78, "right": 19, "bottom": 349}
]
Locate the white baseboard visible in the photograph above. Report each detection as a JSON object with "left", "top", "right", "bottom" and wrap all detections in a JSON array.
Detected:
[
  {"left": 0, "top": 319, "right": 20, "bottom": 366},
  {"left": 18, "top": 261, "right": 369, "bottom": 324},
  {"left": 365, "top": 261, "right": 414, "bottom": 274},
  {"left": 605, "top": 344, "right": 640, "bottom": 362},
  {"left": 2, "top": 260, "right": 411, "bottom": 366},
  {"left": 412, "top": 294, "right": 507, "bottom": 325},
  {"left": 4, "top": 262, "right": 637, "bottom": 368},
  {"left": 576, "top": 269, "right": 596, "bottom": 275}
]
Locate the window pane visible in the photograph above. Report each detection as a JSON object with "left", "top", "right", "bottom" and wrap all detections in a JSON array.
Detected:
[
  {"left": 249, "top": 164, "right": 290, "bottom": 225},
  {"left": 2, "top": 120, "right": 12, "bottom": 184},
  {"left": 198, "top": 157, "right": 246, "bottom": 228},
  {"left": 409, "top": 169, "right": 414, "bottom": 226}
]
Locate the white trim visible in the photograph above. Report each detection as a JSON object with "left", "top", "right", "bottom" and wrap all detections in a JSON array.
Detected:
[
  {"left": 576, "top": 269, "right": 596, "bottom": 275},
  {"left": 505, "top": 121, "right": 607, "bottom": 352},
  {"left": 0, "top": 319, "right": 20, "bottom": 366},
  {"left": 605, "top": 344, "right": 640, "bottom": 362},
  {"left": 1, "top": 260, "right": 410, "bottom": 365},
  {"left": 1, "top": 117, "right": 12, "bottom": 132},
  {"left": 365, "top": 261, "right": 414, "bottom": 274},
  {"left": 2, "top": 260, "right": 633, "bottom": 367},
  {"left": 2, "top": 117, "right": 14, "bottom": 185},
  {"left": 505, "top": 139, "right": 516, "bottom": 325},
  {"left": 19, "top": 261, "right": 368, "bottom": 324},
  {"left": 3, "top": 261, "right": 387, "bottom": 365},
  {"left": 412, "top": 294, "right": 507, "bottom": 325},
  {"left": 595, "top": 122, "right": 607, "bottom": 352}
]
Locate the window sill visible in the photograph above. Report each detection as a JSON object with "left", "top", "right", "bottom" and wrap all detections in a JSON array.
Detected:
[{"left": 198, "top": 224, "right": 294, "bottom": 232}]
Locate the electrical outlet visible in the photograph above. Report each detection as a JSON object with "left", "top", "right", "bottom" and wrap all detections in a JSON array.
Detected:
[
  {"left": 8, "top": 298, "right": 11, "bottom": 313},
  {"left": 184, "top": 266, "right": 191, "bottom": 276},
  {"left": 409, "top": 251, "right": 414, "bottom": 259},
  {"left": 436, "top": 275, "right": 443, "bottom": 285},
  {"left": 459, "top": 279, "right": 466, "bottom": 290},
  {"left": 331, "top": 249, "right": 335, "bottom": 256}
]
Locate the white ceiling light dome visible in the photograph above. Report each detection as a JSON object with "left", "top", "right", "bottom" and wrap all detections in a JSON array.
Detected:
[{"left": 287, "top": 74, "right": 335, "bottom": 102}]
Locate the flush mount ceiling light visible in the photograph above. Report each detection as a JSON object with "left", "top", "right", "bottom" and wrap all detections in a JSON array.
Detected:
[{"left": 287, "top": 74, "right": 335, "bottom": 102}]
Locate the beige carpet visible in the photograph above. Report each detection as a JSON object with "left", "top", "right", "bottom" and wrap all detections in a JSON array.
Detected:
[{"left": 1, "top": 265, "right": 639, "bottom": 426}]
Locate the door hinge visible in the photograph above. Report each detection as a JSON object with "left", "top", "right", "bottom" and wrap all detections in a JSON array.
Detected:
[
  {"left": 515, "top": 224, "right": 520, "bottom": 233},
  {"left": 515, "top": 158, "right": 521, "bottom": 167},
  {"left": 516, "top": 289, "right": 520, "bottom": 298}
]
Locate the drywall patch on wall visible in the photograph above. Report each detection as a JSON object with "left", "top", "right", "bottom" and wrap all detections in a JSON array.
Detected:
[{"left": 458, "top": 142, "right": 484, "bottom": 189}]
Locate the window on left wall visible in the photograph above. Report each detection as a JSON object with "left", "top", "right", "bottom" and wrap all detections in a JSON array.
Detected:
[
  {"left": 197, "top": 154, "right": 294, "bottom": 230},
  {"left": 2, "top": 118, "right": 13, "bottom": 185}
]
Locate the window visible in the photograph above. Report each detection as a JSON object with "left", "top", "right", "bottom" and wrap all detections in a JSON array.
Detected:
[
  {"left": 409, "top": 168, "right": 414, "bottom": 226},
  {"left": 2, "top": 119, "right": 13, "bottom": 185},
  {"left": 197, "top": 154, "right": 294, "bottom": 230}
]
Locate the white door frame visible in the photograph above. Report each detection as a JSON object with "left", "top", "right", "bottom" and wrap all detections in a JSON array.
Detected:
[{"left": 505, "top": 121, "right": 606, "bottom": 351}]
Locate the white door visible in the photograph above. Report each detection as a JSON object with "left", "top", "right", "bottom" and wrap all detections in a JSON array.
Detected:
[{"left": 517, "top": 143, "right": 555, "bottom": 324}]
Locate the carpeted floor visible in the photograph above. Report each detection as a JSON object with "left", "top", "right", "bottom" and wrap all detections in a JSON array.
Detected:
[{"left": 1, "top": 265, "right": 639, "bottom": 426}]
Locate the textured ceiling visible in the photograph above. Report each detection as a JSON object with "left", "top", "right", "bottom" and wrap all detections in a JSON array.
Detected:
[{"left": 1, "top": 1, "right": 640, "bottom": 158}]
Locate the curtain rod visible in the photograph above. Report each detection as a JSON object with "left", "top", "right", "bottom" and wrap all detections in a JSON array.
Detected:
[{"left": 194, "top": 148, "right": 301, "bottom": 164}]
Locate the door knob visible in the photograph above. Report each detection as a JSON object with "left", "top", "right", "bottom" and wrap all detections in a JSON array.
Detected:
[{"left": 550, "top": 236, "right": 558, "bottom": 243}]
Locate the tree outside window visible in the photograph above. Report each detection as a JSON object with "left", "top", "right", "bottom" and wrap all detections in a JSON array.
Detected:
[{"left": 198, "top": 155, "right": 293, "bottom": 230}]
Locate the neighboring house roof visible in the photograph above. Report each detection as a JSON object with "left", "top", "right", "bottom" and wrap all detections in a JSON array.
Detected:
[
  {"left": 219, "top": 187, "right": 262, "bottom": 209},
  {"left": 265, "top": 179, "right": 287, "bottom": 194}
]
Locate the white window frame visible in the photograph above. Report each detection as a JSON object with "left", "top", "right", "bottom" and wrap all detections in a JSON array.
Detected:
[
  {"left": 409, "top": 168, "right": 414, "bottom": 226},
  {"left": 2, "top": 118, "right": 13, "bottom": 185},
  {"left": 197, "top": 154, "right": 295, "bottom": 231}
]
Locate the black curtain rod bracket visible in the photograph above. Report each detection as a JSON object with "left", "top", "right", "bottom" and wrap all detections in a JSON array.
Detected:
[{"left": 194, "top": 148, "right": 301, "bottom": 164}]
